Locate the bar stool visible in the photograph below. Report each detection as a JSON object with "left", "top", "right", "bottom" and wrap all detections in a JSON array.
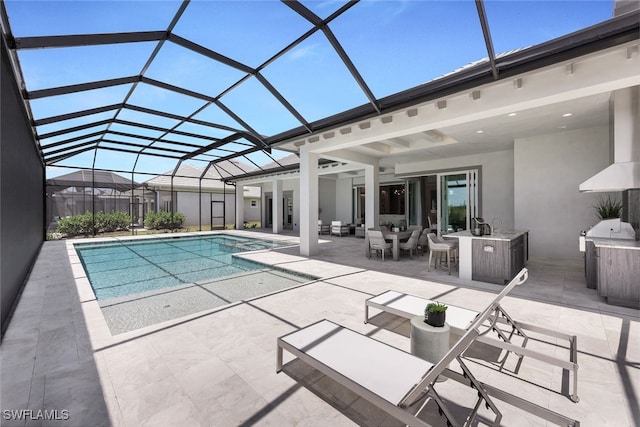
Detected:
[{"left": 426, "top": 233, "right": 458, "bottom": 274}]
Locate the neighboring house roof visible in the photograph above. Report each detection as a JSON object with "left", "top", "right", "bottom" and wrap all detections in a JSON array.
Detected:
[
  {"left": 434, "top": 48, "right": 529, "bottom": 81},
  {"left": 146, "top": 162, "right": 260, "bottom": 196},
  {"left": 231, "top": 153, "right": 341, "bottom": 181},
  {"left": 257, "top": 153, "right": 300, "bottom": 170},
  {"left": 46, "top": 170, "right": 140, "bottom": 193}
]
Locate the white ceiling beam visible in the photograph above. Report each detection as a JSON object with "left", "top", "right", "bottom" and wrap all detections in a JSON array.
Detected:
[
  {"left": 383, "top": 138, "right": 412, "bottom": 149},
  {"left": 360, "top": 142, "right": 392, "bottom": 154},
  {"left": 321, "top": 148, "right": 379, "bottom": 166},
  {"left": 235, "top": 161, "right": 364, "bottom": 185}
]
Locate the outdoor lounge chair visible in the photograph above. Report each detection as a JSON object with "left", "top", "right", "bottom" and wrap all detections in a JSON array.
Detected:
[
  {"left": 330, "top": 221, "right": 350, "bottom": 237},
  {"left": 318, "top": 220, "right": 330, "bottom": 235},
  {"left": 277, "top": 269, "right": 580, "bottom": 427},
  {"left": 364, "top": 268, "right": 580, "bottom": 403},
  {"left": 278, "top": 319, "right": 499, "bottom": 427}
]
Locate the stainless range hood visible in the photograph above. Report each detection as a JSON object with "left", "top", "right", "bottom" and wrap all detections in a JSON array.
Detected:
[
  {"left": 580, "top": 86, "right": 640, "bottom": 192},
  {"left": 579, "top": 162, "right": 640, "bottom": 192}
]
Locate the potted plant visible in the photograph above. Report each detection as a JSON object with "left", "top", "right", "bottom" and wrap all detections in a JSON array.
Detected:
[
  {"left": 594, "top": 196, "right": 622, "bottom": 220},
  {"left": 424, "top": 302, "right": 448, "bottom": 327}
]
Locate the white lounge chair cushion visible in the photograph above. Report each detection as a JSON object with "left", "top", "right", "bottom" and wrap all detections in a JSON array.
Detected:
[
  {"left": 368, "top": 291, "right": 478, "bottom": 334},
  {"left": 280, "top": 320, "right": 432, "bottom": 405}
]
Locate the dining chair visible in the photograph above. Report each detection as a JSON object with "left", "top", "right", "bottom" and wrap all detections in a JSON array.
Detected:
[
  {"left": 398, "top": 229, "right": 421, "bottom": 258},
  {"left": 367, "top": 230, "right": 392, "bottom": 261},
  {"left": 417, "top": 229, "right": 430, "bottom": 256}
]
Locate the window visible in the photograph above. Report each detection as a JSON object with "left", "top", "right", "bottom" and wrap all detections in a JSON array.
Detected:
[
  {"left": 380, "top": 185, "right": 405, "bottom": 215},
  {"left": 250, "top": 200, "right": 257, "bottom": 208}
]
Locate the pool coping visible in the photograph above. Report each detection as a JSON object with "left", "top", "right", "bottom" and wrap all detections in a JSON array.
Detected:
[{"left": 67, "top": 230, "right": 318, "bottom": 350}]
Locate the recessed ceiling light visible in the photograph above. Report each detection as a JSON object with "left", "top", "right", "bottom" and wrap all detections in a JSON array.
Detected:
[
  {"left": 562, "top": 113, "right": 573, "bottom": 117},
  {"left": 559, "top": 125, "right": 567, "bottom": 129},
  {"left": 476, "top": 130, "right": 484, "bottom": 134},
  {"left": 507, "top": 112, "right": 517, "bottom": 117}
]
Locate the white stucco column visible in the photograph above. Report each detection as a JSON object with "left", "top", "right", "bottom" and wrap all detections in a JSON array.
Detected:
[
  {"left": 235, "top": 182, "right": 244, "bottom": 229},
  {"left": 272, "top": 178, "right": 282, "bottom": 234},
  {"left": 364, "top": 163, "right": 379, "bottom": 229},
  {"left": 300, "top": 146, "right": 319, "bottom": 256}
]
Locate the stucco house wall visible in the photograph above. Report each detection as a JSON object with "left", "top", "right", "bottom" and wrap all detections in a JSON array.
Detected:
[
  {"left": 514, "top": 126, "right": 614, "bottom": 260},
  {"left": 319, "top": 177, "right": 337, "bottom": 224},
  {"left": 335, "top": 177, "right": 352, "bottom": 224},
  {"left": 243, "top": 198, "right": 261, "bottom": 223},
  {"left": 157, "top": 190, "right": 238, "bottom": 228}
]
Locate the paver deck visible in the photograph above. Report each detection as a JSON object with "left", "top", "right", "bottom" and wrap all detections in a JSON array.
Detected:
[{"left": 1, "top": 230, "right": 638, "bottom": 426}]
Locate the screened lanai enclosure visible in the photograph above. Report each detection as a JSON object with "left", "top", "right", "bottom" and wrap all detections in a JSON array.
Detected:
[
  {"left": 3, "top": 0, "right": 630, "bottom": 186},
  {"left": 45, "top": 170, "right": 146, "bottom": 229},
  {"left": 1, "top": 0, "right": 638, "bottom": 334},
  {"left": 44, "top": 162, "right": 256, "bottom": 233}
]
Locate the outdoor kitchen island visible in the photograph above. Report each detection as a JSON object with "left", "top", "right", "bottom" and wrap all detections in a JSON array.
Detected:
[
  {"left": 585, "top": 238, "right": 640, "bottom": 308},
  {"left": 446, "top": 230, "right": 528, "bottom": 285}
]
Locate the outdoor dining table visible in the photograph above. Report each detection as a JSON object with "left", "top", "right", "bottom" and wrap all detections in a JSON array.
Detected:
[{"left": 364, "top": 229, "right": 412, "bottom": 261}]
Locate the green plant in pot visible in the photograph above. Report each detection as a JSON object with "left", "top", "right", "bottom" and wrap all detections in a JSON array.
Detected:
[
  {"left": 424, "top": 301, "right": 448, "bottom": 327},
  {"left": 594, "top": 196, "right": 622, "bottom": 220}
]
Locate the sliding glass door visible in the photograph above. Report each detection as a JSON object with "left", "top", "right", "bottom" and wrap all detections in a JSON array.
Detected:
[{"left": 437, "top": 170, "right": 478, "bottom": 234}]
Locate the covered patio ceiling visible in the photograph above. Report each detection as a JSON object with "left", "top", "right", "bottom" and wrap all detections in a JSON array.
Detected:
[{"left": 1, "top": 0, "right": 638, "bottom": 181}]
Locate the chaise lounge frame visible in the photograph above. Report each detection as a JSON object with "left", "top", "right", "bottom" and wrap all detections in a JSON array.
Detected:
[
  {"left": 364, "top": 274, "right": 579, "bottom": 403},
  {"left": 277, "top": 269, "right": 580, "bottom": 426}
]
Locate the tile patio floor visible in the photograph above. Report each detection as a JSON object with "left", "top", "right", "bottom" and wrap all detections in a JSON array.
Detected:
[{"left": 1, "top": 230, "right": 638, "bottom": 426}]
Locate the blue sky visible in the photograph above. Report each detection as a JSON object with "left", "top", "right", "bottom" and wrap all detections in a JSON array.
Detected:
[{"left": 4, "top": 0, "right": 614, "bottom": 180}]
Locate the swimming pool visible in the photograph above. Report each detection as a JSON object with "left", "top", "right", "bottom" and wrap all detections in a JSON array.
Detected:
[{"left": 74, "top": 234, "right": 312, "bottom": 334}]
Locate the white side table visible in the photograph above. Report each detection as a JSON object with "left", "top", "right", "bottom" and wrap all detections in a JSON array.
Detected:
[{"left": 410, "top": 316, "right": 450, "bottom": 381}]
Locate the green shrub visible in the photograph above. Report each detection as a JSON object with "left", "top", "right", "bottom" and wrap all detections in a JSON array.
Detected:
[
  {"left": 144, "top": 211, "right": 158, "bottom": 229},
  {"left": 96, "top": 211, "right": 131, "bottom": 232},
  {"left": 79, "top": 212, "right": 95, "bottom": 235},
  {"left": 57, "top": 211, "right": 131, "bottom": 236},
  {"left": 113, "top": 211, "right": 132, "bottom": 230},
  {"left": 145, "top": 211, "right": 185, "bottom": 230},
  {"left": 57, "top": 215, "right": 83, "bottom": 237},
  {"left": 57, "top": 212, "right": 93, "bottom": 236}
]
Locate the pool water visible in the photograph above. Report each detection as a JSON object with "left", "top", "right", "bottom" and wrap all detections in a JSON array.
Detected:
[{"left": 74, "top": 234, "right": 311, "bottom": 334}]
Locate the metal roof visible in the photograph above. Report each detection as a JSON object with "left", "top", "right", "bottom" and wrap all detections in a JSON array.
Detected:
[
  {"left": 144, "top": 162, "right": 249, "bottom": 190},
  {"left": 46, "top": 169, "right": 140, "bottom": 192}
]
